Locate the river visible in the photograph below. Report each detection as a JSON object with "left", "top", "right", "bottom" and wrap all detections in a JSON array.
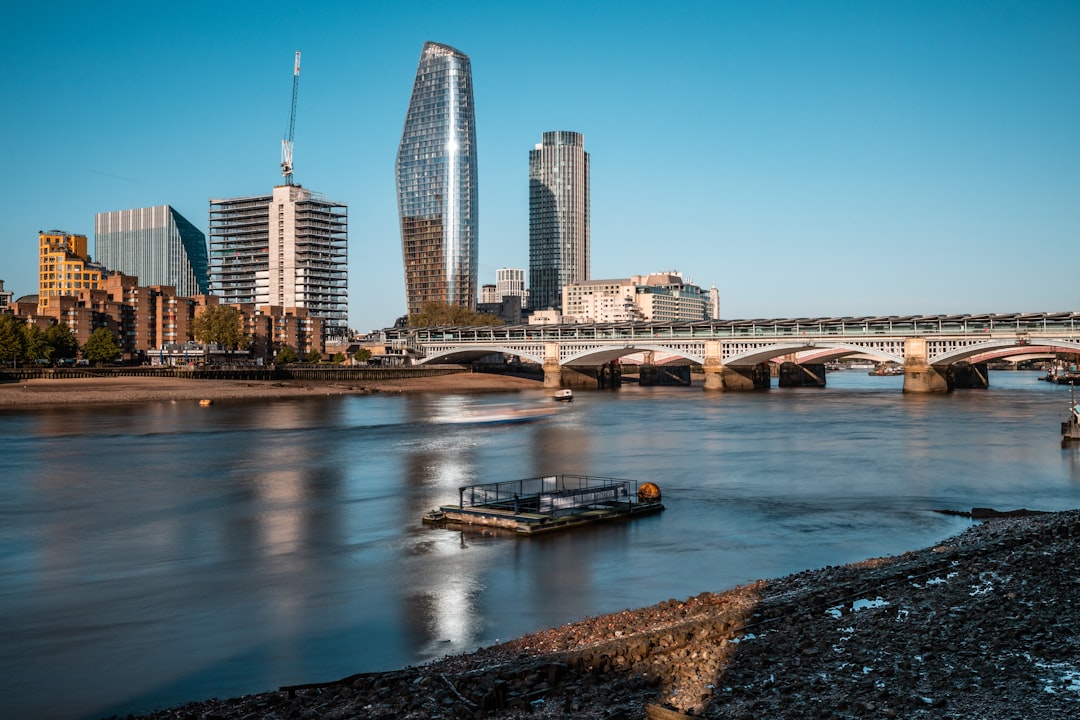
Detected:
[{"left": 2, "top": 370, "right": 1079, "bottom": 720}]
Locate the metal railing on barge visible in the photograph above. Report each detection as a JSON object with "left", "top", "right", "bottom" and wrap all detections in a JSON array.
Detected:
[{"left": 457, "top": 474, "right": 638, "bottom": 518}]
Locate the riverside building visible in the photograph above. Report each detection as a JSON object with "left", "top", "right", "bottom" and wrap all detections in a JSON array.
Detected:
[
  {"left": 208, "top": 185, "right": 348, "bottom": 339},
  {"left": 529, "top": 131, "right": 589, "bottom": 312},
  {"left": 37, "top": 231, "right": 105, "bottom": 309},
  {"left": 396, "top": 41, "right": 479, "bottom": 317},
  {"left": 94, "top": 205, "right": 210, "bottom": 298},
  {"left": 562, "top": 272, "right": 713, "bottom": 323}
]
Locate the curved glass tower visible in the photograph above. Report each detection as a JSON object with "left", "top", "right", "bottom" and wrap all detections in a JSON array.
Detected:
[{"left": 396, "top": 41, "right": 479, "bottom": 317}]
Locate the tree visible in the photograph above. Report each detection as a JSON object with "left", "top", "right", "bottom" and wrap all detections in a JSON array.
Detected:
[
  {"left": 275, "top": 346, "right": 298, "bottom": 364},
  {"left": 45, "top": 322, "right": 80, "bottom": 362},
  {"left": 191, "top": 305, "right": 248, "bottom": 350},
  {"left": 353, "top": 348, "right": 372, "bottom": 364},
  {"left": 332, "top": 352, "right": 346, "bottom": 364},
  {"left": 0, "top": 314, "right": 26, "bottom": 366},
  {"left": 83, "top": 327, "right": 121, "bottom": 366},
  {"left": 304, "top": 349, "right": 322, "bottom": 363},
  {"left": 23, "top": 325, "right": 52, "bottom": 364},
  {"left": 407, "top": 301, "right": 505, "bottom": 327}
]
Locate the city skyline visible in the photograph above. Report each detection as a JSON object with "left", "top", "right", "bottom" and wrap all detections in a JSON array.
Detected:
[{"left": 3, "top": 1, "right": 1078, "bottom": 332}]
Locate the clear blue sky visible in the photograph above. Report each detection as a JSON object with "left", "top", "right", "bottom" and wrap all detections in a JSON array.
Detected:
[{"left": 3, "top": 0, "right": 1077, "bottom": 332}]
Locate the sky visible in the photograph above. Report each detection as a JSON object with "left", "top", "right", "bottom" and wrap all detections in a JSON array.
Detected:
[{"left": 2, "top": 0, "right": 1078, "bottom": 332}]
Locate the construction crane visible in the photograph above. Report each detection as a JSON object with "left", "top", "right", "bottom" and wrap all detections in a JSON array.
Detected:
[{"left": 281, "top": 51, "right": 301, "bottom": 185}]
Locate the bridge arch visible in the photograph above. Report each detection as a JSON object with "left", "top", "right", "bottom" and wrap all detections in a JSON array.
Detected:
[
  {"left": 561, "top": 344, "right": 700, "bottom": 366},
  {"left": 726, "top": 342, "right": 904, "bottom": 367},
  {"left": 418, "top": 345, "right": 546, "bottom": 365},
  {"left": 930, "top": 339, "right": 1080, "bottom": 366}
]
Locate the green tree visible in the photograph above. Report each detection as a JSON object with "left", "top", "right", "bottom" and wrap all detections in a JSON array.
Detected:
[
  {"left": 83, "top": 327, "right": 121, "bottom": 366},
  {"left": 304, "top": 349, "right": 322, "bottom": 363},
  {"left": 332, "top": 352, "right": 346, "bottom": 364},
  {"left": 0, "top": 314, "right": 27, "bottom": 366},
  {"left": 191, "top": 305, "right": 249, "bottom": 350},
  {"left": 23, "top": 325, "right": 52, "bottom": 364},
  {"left": 275, "top": 345, "right": 298, "bottom": 364},
  {"left": 45, "top": 322, "right": 80, "bottom": 362},
  {"left": 407, "top": 301, "right": 505, "bottom": 327},
  {"left": 353, "top": 347, "right": 372, "bottom": 364}
]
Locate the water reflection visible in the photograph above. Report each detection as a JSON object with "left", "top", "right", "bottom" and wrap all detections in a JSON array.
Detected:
[{"left": 3, "top": 373, "right": 1080, "bottom": 720}]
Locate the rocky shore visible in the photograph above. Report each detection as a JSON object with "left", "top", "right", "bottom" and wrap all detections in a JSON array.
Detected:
[{"left": 123, "top": 509, "right": 1080, "bottom": 720}]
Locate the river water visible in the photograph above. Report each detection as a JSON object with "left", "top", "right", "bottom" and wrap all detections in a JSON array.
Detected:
[{"left": 3, "top": 371, "right": 1080, "bottom": 720}]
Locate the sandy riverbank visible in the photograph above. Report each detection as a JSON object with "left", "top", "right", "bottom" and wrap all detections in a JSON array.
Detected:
[{"left": 0, "top": 372, "right": 544, "bottom": 409}]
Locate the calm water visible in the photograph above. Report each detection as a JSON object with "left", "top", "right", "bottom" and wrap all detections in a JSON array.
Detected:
[{"left": 3, "top": 371, "right": 1080, "bottom": 720}]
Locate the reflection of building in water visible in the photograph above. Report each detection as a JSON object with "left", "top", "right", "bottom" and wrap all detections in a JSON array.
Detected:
[{"left": 399, "top": 394, "right": 489, "bottom": 656}]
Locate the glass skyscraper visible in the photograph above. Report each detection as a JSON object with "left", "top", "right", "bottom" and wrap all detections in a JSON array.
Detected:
[
  {"left": 529, "top": 131, "right": 589, "bottom": 312},
  {"left": 396, "top": 41, "right": 478, "bottom": 317},
  {"left": 95, "top": 205, "right": 209, "bottom": 297}
]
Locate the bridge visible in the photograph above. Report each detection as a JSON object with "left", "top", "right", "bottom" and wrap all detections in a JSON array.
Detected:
[{"left": 384, "top": 312, "right": 1080, "bottom": 392}]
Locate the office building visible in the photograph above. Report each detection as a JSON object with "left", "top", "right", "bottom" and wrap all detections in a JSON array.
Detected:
[
  {"left": 396, "top": 41, "right": 479, "bottom": 317},
  {"left": 209, "top": 185, "right": 348, "bottom": 338},
  {"left": 529, "top": 131, "right": 589, "bottom": 312},
  {"left": 562, "top": 272, "right": 712, "bottom": 323},
  {"left": 95, "top": 205, "right": 210, "bottom": 297}
]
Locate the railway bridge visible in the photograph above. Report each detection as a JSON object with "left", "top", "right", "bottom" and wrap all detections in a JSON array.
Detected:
[{"left": 384, "top": 312, "right": 1080, "bottom": 392}]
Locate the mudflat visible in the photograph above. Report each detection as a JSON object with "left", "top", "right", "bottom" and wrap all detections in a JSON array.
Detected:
[{"left": 0, "top": 372, "right": 544, "bottom": 408}]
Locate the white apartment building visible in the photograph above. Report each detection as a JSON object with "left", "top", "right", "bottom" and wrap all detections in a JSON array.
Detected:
[
  {"left": 209, "top": 185, "right": 348, "bottom": 338},
  {"left": 496, "top": 267, "right": 528, "bottom": 309}
]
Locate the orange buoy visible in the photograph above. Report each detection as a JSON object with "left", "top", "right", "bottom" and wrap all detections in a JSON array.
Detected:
[{"left": 637, "top": 482, "right": 661, "bottom": 503}]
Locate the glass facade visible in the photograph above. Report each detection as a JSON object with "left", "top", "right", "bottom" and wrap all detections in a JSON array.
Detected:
[
  {"left": 95, "top": 205, "right": 210, "bottom": 297},
  {"left": 529, "top": 131, "right": 589, "bottom": 312},
  {"left": 396, "top": 41, "right": 478, "bottom": 316}
]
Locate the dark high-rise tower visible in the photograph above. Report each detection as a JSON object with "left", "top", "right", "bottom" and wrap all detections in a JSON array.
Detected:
[
  {"left": 529, "top": 131, "right": 589, "bottom": 312},
  {"left": 396, "top": 41, "right": 479, "bottom": 317}
]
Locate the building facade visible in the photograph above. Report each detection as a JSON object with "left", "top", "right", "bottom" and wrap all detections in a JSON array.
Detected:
[
  {"left": 562, "top": 272, "right": 712, "bottom": 324},
  {"left": 37, "top": 231, "right": 105, "bottom": 310},
  {"left": 95, "top": 205, "right": 210, "bottom": 297},
  {"left": 396, "top": 41, "right": 479, "bottom": 317},
  {"left": 208, "top": 185, "right": 348, "bottom": 338},
  {"left": 496, "top": 267, "right": 528, "bottom": 309},
  {"left": 529, "top": 131, "right": 589, "bottom": 312},
  {"left": 0, "top": 279, "right": 12, "bottom": 313}
]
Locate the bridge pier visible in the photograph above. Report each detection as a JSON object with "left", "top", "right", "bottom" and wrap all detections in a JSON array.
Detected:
[
  {"left": 703, "top": 343, "right": 771, "bottom": 390},
  {"left": 543, "top": 343, "right": 562, "bottom": 389},
  {"left": 903, "top": 338, "right": 949, "bottom": 393}
]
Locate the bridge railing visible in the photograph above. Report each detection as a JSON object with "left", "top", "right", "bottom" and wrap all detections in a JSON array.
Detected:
[{"left": 396, "top": 313, "right": 1080, "bottom": 345}]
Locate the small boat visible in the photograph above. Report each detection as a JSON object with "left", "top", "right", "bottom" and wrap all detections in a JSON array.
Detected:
[
  {"left": 553, "top": 389, "right": 574, "bottom": 402},
  {"left": 436, "top": 404, "right": 557, "bottom": 426}
]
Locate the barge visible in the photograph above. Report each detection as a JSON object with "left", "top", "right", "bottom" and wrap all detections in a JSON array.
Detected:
[{"left": 422, "top": 474, "right": 663, "bottom": 536}]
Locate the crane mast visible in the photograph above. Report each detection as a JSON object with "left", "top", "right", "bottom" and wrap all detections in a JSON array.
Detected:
[{"left": 281, "top": 51, "right": 301, "bottom": 185}]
